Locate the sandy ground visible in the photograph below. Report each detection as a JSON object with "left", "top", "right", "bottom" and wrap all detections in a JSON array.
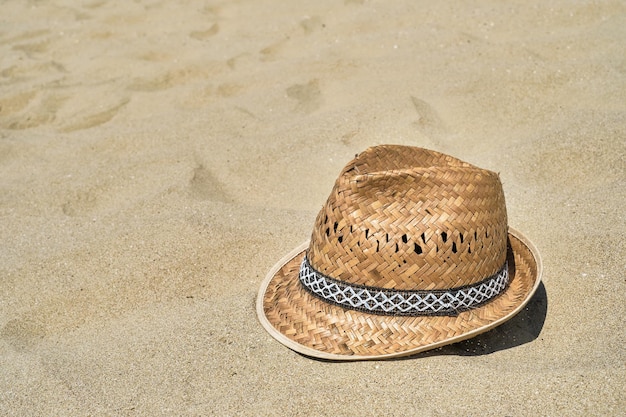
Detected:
[{"left": 1, "top": 0, "right": 624, "bottom": 415}]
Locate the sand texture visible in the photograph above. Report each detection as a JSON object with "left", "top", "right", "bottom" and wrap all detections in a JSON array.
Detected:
[{"left": 1, "top": 0, "right": 625, "bottom": 415}]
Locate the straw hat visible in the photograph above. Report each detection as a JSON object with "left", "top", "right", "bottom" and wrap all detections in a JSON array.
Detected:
[{"left": 257, "top": 145, "right": 541, "bottom": 360}]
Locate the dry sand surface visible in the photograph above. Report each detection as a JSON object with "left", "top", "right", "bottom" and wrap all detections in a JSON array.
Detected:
[{"left": 1, "top": 0, "right": 625, "bottom": 415}]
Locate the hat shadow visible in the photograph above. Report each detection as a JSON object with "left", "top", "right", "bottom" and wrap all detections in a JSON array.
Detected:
[
  {"left": 419, "top": 281, "right": 548, "bottom": 358},
  {"left": 294, "top": 237, "right": 547, "bottom": 362},
  {"left": 296, "top": 282, "right": 547, "bottom": 362}
]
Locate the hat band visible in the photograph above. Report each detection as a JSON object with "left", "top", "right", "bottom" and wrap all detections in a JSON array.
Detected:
[{"left": 299, "top": 256, "right": 509, "bottom": 316}]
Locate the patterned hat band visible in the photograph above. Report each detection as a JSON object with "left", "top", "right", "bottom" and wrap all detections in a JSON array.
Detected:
[{"left": 299, "top": 256, "right": 509, "bottom": 316}]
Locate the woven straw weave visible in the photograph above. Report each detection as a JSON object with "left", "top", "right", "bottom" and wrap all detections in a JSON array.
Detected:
[
  {"left": 257, "top": 145, "right": 541, "bottom": 359},
  {"left": 307, "top": 145, "right": 508, "bottom": 290},
  {"left": 262, "top": 234, "right": 535, "bottom": 356}
]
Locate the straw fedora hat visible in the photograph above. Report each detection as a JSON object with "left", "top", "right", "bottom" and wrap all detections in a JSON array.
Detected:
[{"left": 257, "top": 145, "right": 541, "bottom": 360}]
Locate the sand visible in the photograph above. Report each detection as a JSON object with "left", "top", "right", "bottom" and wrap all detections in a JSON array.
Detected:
[{"left": 1, "top": 0, "right": 624, "bottom": 415}]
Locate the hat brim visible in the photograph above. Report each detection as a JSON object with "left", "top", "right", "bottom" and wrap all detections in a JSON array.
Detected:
[{"left": 256, "top": 227, "right": 542, "bottom": 361}]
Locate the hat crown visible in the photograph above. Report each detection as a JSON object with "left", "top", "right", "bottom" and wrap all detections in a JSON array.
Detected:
[{"left": 307, "top": 145, "right": 508, "bottom": 290}]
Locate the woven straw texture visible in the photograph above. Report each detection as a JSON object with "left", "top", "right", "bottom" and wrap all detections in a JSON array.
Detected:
[
  {"left": 260, "top": 231, "right": 538, "bottom": 359},
  {"left": 257, "top": 145, "right": 541, "bottom": 360},
  {"left": 308, "top": 145, "right": 508, "bottom": 290}
]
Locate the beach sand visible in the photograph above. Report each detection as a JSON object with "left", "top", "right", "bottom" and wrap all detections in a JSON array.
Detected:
[{"left": 1, "top": 0, "right": 624, "bottom": 415}]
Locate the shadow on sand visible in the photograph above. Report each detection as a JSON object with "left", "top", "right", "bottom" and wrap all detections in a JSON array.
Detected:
[
  {"left": 421, "top": 281, "right": 548, "bottom": 357},
  {"left": 298, "top": 281, "right": 548, "bottom": 362}
]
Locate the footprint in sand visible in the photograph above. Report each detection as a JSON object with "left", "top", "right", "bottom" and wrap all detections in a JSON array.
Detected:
[
  {"left": 0, "top": 317, "right": 46, "bottom": 352},
  {"left": 0, "top": 59, "right": 67, "bottom": 81},
  {"left": 286, "top": 79, "right": 322, "bottom": 113},
  {"left": 0, "top": 90, "right": 37, "bottom": 117},
  {"left": 0, "top": 90, "right": 66, "bottom": 130},
  {"left": 188, "top": 163, "right": 229, "bottom": 202},
  {"left": 189, "top": 23, "right": 220, "bottom": 41},
  {"left": 300, "top": 16, "right": 325, "bottom": 34},
  {"left": 411, "top": 96, "right": 447, "bottom": 137},
  {"left": 11, "top": 38, "right": 51, "bottom": 55},
  {"left": 128, "top": 65, "right": 219, "bottom": 92},
  {"left": 60, "top": 97, "right": 129, "bottom": 133},
  {"left": 61, "top": 187, "right": 100, "bottom": 217},
  {"left": 0, "top": 29, "right": 50, "bottom": 47},
  {"left": 259, "top": 41, "right": 285, "bottom": 62}
]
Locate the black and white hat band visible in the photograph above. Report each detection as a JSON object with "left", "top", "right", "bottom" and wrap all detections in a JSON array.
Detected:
[{"left": 299, "top": 256, "right": 509, "bottom": 316}]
